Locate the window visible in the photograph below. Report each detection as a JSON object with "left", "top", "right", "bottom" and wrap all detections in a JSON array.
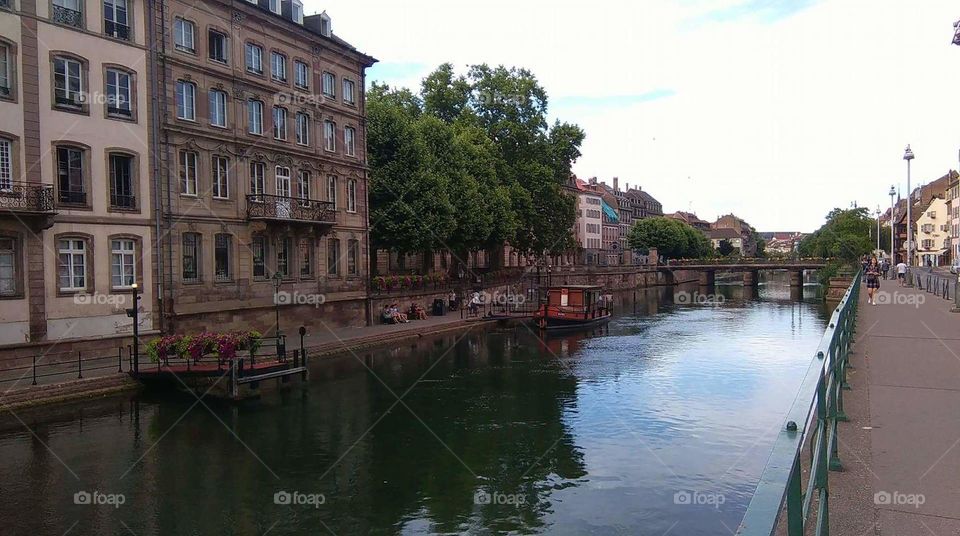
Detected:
[
  {"left": 175, "top": 80, "right": 195, "bottom": 120},
  {"left": 343, "top": 79, "right": 355, "bottom": 104},
  {"left": 297, "top": 170, "right": 310, "bottom": 206},
  {"left": 323, "top": 120, "right": 335, "bottom": 151},
  {"left": 174, "top": 18, "right": 195, "bottom": 53},
  {"left": 248, "top": 99, "right": 263, "bottom": 134},
  {"left": 56, "top": 146, "right": 85, "bottom": 204},
  {"left": 52, "top": 0, "right": 83, "bottom": 27},
  {"left": 215, "top": 233, "right": 231, "bottom": 281},
  {"left": 212, "top": 155, "right": 229, "bottom": 199},
  {"left": 103, "top": 0, "right": 129, "bottom": 39},
  {"left": 327, "top": 175, "right": 337, "bottom": 208},
  {"left": 271, "top": 52, "right": 286, "bottom": 82},
  {"left": 318, "top": 12, "right": 331, "bottom": 36},
  {"left": 249, "top": 162, "right": 265, "bottom": 201},
  {"left": 208, "top": 30, "right": 227, "bottom": 63},
  {"left": 268, "top": 0, "right": 280, "bottom": 14},
  {"left": 299, "top": 238, "right": 313, "bottom": 277},
  {"left": 0, "top": 138, "right": 11, "bottom": 190},
  {"left": 105, "top": 68, "right": 132, "bottom": 116},
  {"left": 296, "top": 112, "right": 309, "bottom": 145},
  {"left": 182, "top": 233, "right": 201, "bottom": 282},
  {"left": 53, "top": 56, "right": 84, "bottom": 108},
  {"left": 58, "top": 238, "right": 86, "bottom": 291},
  {"left": 0, "top": 237, "right": 17, "bottom": 296},
  {"left": 245, "top": 43, "right": 263, "bottom": 74},
  {"left": 273, "top": 106, "right": 287, "bottom": 140},
  {"left": 322, "top": 72, "right": 335, "bottom": 97},
  {"left": 291, "top": 0, "right": 303, "bottom": 24},
  {"left": 179, "top": 150, "right": 197, "bottom": 195},
  {"left": 0, "top": 44, "right": 10, "bottom": 97},
  {"left": 110, "top": 239, "right": 135, "bottom": 288},
  {"left": 327, "top": 238, "right": 339, "bottom": 275},
  {"left": 344, "top": 126, "right": 355, "bottom": 156},
  {"left": 209, "top": 89, "right": 227, "bottom": 127},
  {"left": 252, "top": 235, "right": 266, "bottom": 279},
  {"left": 108, "top": 153, "right": 135, "bottom": 208},
  {"left": 347, "top": 239, "right": 359, "bottom": 275},
  {"left": 276, "top": 237, "right": 291, "bottom": 277},
  {"left": 294, "top": 60, "right": 309, "bottom": 89},
  {"left": 347, "top": 178, "right": 357, "bottom": 213}
]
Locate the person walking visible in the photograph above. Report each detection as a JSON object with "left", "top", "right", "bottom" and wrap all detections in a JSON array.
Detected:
[
  {"left": 866, "top": 257, "right": 881, "bottom": 305},
  {"left": 896, "top": 260, "right": 908, "bottom": 287},
  {"left": 881, "top": 258, "right": 890, "bottom": 280}
]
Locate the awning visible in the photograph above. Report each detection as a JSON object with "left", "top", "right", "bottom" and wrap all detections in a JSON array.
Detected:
[{"left": 601, "top": 200, "right": 619, "bottom": 222}]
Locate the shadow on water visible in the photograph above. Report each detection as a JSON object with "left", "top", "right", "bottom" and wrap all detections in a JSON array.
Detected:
[{"left": 0, "top": 280, "right": 831, "bottom": 535}]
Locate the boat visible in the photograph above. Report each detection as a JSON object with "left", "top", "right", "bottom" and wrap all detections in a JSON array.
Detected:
[{"left": 534, "top": 285, "right": 611, "bottom": 330}]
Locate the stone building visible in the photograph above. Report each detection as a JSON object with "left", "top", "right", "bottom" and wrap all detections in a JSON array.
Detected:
[
  {"left": 0, "top": 0, "right": 156, "bottom": 345},
  {"left": 152, "top": 1, "right": 376, "bottom": 332},
  {"left": 711, "top": 214, "right": 757, "bottom": 257}
]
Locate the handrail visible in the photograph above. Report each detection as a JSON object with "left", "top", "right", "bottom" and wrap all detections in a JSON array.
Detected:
[{"left": 737, "top": 270, "right": 861, "bottom": 536}]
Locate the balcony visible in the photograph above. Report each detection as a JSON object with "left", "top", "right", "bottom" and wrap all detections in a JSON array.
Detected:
[
  {"left": 246, "top": 194, "right": 335, "bottom": 225},
  {"left": 1, "top": 182, "right": 57, "bottom": 229},
  {"left": 104, "top": 19, "right": 130, "bottom": 40},
  {"left": 51, "top": 4, "right": 83, "bottom": 28}
]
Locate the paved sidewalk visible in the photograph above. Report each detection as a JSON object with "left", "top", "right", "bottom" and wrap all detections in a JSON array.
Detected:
[{"left": 833, "top": 284, "right": 960, "bottom": 535}]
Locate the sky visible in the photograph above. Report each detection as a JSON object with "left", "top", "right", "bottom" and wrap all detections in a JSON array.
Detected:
[{"left": 306, "top": 0, "right": 960, "bottom": 232}]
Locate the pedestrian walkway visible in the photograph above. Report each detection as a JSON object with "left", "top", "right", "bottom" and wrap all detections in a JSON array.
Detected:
[{"left": 832, "top": 284, "right": 960, "bottom": 535}]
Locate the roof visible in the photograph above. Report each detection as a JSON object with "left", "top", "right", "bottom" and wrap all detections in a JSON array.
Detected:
[
  {"left": 601, "top": 200, "right": 619, "bottom": 222},
  {"left": 707, "top": 228, "right": 741, "bottom": 240}
]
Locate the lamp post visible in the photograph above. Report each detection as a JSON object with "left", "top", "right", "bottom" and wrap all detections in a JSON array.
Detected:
[
  {"left": 876, "top": 206, "right": 881, "bottom": 255},
  {"left": 272, "top": 270, "right": 283, "bottom": 338},
  {"left": 889, "top": 185, "right": 896, "bottom": 265},
  {"left": 904, "top": 145, "right": 915, "bottom": 283},
  {"left": 125, "top": 282, "right": 141, "bottom": 375}
]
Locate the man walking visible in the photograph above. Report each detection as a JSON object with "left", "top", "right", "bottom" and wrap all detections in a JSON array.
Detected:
[{"left": 896, "top": 260, "right": 908, "bottom": 287}]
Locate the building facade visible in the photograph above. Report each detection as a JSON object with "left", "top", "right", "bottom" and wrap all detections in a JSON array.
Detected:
[
  {"left": 711, "top": 214, "right": 757, "bottom": 257},
  {"left": 0, "top": 0, "right": 155, "bottom": 345},
  {"left": 153, "top": 1, "right": 376, "bottom": 332},
  {"left": 915, "top": 196, "right": 949, "bottom": 267}
]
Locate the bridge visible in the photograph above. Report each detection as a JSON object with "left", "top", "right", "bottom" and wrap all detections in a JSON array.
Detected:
[{"left": 659, "top": 258, "right": 830, "bottom": 287}]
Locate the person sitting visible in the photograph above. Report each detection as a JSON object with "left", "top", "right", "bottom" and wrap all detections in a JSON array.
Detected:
[
  {"left": 382, "top": 305, "right": 397, "bottom": 324},
  {"left": 411, "top": 302, "right": 428, "bottom": 320},
  {"left": 468, "top": 292, "right": 482, "bottom": 317},
  {"left": 390, "top": 303, "right": 409, "bottom": 323}
]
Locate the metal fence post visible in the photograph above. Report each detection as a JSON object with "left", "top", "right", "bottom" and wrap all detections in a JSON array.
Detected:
[
  {"left": 77, "top": 350, "right": 82, "bottom": 379},
  {"left": 32, "top": 355, "right": 37, "bottom": 386},
  {"left": 118, "top": 347, "right": 123, "bottom": 373}
]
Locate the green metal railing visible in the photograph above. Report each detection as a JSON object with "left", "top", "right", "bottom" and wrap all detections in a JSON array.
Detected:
[{"left": 736, "top": 270, "right": 861, "bottom": 536}]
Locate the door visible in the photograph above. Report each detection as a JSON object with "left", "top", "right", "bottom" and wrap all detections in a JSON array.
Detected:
[{"left": 275, "top": 166, "right": 291, "bottom": 218}]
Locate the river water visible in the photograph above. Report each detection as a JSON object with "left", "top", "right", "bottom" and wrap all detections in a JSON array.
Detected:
[{"left": 0, "top": 280, "right": 829, "bottom": 535}]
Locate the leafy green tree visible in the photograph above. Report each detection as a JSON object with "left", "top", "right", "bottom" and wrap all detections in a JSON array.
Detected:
[
  {"left": 628, "top": 217, "right": 708, "bottom": 260},
  {"left": 798, "top": 208, "right": 875, "bottom": 263},
  {"left": 421, "top": 63, "right": 472, "bottom": 123}
]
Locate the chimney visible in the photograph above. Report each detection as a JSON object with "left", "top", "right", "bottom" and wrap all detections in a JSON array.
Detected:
[
  {"left": 613, "top": 177, "right": 619, "bottom": 191},
  {"left": 626, "top": 182, "right": 630, "bottom": 191},
  {"left": 589, "top": 177, "right": 597, "bottom": 186}
]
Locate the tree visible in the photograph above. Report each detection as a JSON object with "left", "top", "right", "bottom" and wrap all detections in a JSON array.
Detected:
[
  {"left": 628, "top": 217, "right": 709, "bottom": 260},
  {"left": 798, "top": 208, "right": 875, "bottom": 263},
  {"left": 718, "top": 239, "right": 735, "bottom": 256}
]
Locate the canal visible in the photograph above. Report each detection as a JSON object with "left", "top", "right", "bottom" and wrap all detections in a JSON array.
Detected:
[{"left": 0, "top": 279, "right": 830, "bottom": 535}]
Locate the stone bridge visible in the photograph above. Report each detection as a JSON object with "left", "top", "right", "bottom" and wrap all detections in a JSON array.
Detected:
[{"left": 658, "top": 260, "right": 829, "bottom": 287}]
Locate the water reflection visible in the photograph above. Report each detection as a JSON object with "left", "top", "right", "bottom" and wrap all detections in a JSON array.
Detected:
[{"left": 0, "top": 281, "right": 829, "bottom": 535}]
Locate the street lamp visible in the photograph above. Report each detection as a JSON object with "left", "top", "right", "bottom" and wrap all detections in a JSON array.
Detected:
[
  {"left": 904, "top": 145, "right": 914, "bottom": 270},
  {"left": 875, "top": 206, "right": 881, "bottom": 255},
  {"left": 889, "top": 185, "right": 896, "bottom": 264},
  {"left": 272, "top": 270, "right": 284, "bottom": 337},
  {"left": 125, "top": 282, "right": 142, "bottom": 374}
]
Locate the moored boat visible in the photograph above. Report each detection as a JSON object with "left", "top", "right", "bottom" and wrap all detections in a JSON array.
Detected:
[{"left": 534, "top": 285, "right": 611, "bottom": 330}]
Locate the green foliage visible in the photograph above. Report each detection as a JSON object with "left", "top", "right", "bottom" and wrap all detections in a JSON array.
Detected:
[
  {"left": 367, "top": 63, "right": 584, "bottom": 266},
  {"left": 798, "top": 208, "right": 875, "bottom": 263},
  {"left": 627, "top": 217, "right": 711, "bottom": 260},
  {"left": 718, "top": 239, "right": 735, "bottom": 256}
]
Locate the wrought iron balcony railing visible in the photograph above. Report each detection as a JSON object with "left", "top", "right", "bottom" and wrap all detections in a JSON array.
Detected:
[
  {"left": 51, "top": 5, "right": 83, "bottom": 28},
  {"left": 58, "top": 189, "right": 87, "bottom": 205},
  {"left": 107, "top": 105, "right": 132, "bottom": 117},
  {"left": 246, "top": 194, "right": 335, "bottom": 224},
  {"left": 104, "top": 19, "right": 130, "bottom": 40},
  {"left": 0, "top": 182, "right": 56, "bottom": 213},
  {"left": 110, "top": 192, "right": 136, "bottom": 209}
]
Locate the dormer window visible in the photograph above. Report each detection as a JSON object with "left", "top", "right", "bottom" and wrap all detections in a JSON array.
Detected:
[
  {"left": 292, "top": 0, "right": 303, "bottom": 24},
  {"left": 319, "top": 12, "right": 331, "bottom": 37},
  {"left": 268, "top": 0, "right": 280, "bottom": 15}
]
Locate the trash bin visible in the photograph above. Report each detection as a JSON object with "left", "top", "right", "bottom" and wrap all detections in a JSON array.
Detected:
[{"left": 432, "top": 298, "right": 446, "bottom": 316}]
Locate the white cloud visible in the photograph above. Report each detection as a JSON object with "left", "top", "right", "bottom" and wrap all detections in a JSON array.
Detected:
[{"left": 311, "top": 0, "right": 960, "bottom": 230}]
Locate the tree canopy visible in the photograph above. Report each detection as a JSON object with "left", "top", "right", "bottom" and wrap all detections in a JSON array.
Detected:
[
  {"left": 366, "top": 63, "right": 585, "bottom": 270},
  {"left": 627, "top": 217, "right": 712, "bottom": 260},
  {"left": 798, "top": 208, "right": 882, "bottom": 262}
]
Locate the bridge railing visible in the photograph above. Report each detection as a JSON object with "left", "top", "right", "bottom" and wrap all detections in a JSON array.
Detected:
[
  {"left": 668, "top": 257, "right": 830, "bottom": 266},
  {"left": 910, "top": 269, "right": 957, "bottom": 303},
  {"left": 736, "top": 270, "right": 861, "bottom": 536}
]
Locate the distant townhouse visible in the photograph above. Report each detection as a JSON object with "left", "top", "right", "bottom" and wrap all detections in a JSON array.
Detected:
[
  {"left": 666, "top": 211, "right": 710, "bottom": 232},
  {"left": 0, "top": 0, "right": 155, "bottom": 345},
  {"left": 574, "top": 177, "right": 603, "bottom": 264},
  {"left": 948, "top": 173, "right": 959, "bottom": 263},
  {"left": 915, "top": 196, "right": 949, "bottom": 267},
  {"left": 153, "top": 2, "right": 376, "bottom": 332},
  {"left": 711, "top": 214, "right": 757, "bottom": 257},
  {"left": 707, "top": 228, "right": 743, "bottom": 253}
]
